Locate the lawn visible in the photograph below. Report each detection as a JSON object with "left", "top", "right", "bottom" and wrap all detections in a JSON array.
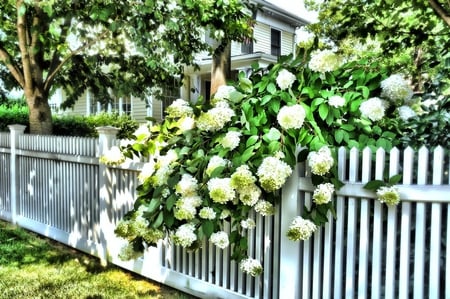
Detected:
[{"left": 0, "top": 220, "right": 197, "bottom": 299}]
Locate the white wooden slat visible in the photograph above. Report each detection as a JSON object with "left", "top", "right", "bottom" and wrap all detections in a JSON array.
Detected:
[
  {"left": 398, "top": 147, "right": 414, "bottom": 299},
  {"left": 322, "top": 209, "right": 334, "bottom": 299},
  {"left": 371, "top": 148, "right": 386, "bottom": 299},
  {"left": 429, "top": 147, "right": 444, "bottom": 299},
  {"left": 385, "top": 148, "right": 400, "bottom": 299},
  {"left": 414, "top": 146, "right": 429, "bottom": 299},
  {"left": 312, "top": 228, "right": 323, "bottom": 299},
  {"left": 345, "top": 148, "right": 359, "bottom": 299},
  {"left": 301, "top": 192, "right": 313, "bottom": 299},
  {"left": 357, "top": 147, "right": 372, "bottom": 299},
  {"left": 334, "top": 147, "right": 347, "bottom": 299}
]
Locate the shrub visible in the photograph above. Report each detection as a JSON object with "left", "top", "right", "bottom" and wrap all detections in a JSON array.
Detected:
[{"left": 0, "top": 104, "right": 29, "bottom": 132}]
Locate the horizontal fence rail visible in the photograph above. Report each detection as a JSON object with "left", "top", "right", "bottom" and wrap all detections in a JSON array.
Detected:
[{"left": 1, "top": 125, "right": 449, "bottom": 299}]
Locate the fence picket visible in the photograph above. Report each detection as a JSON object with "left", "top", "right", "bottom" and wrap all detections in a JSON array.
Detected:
[
  {"left": 371, "top": 148, "right": 386, "bottom": 299},
  {"left": 334, "top": 147, "right": 347, "bottom": 299},
  {"left": 399, "top": 147, "right": 414, "bottom": 299},
  {"left": 385, "top": 148, "right": 400, "bottom": 299},
  {"left": 414, "top": 146, "right": 429, "bottom": 299},
  {"left": 357, "top": 147, "right": 372, "bottom": 298},
  {"left": 429, "top": 147, "right": 444, "bottom": 298}
]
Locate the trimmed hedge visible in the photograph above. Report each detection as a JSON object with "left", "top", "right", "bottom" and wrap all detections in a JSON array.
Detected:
[{"left": 0, "top": 105, "right": 139, "bottom": 139}]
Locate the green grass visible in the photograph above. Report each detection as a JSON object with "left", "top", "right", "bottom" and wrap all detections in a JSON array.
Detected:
[{"left": 0, "top": 220, "right": 197, "bottom": 299}]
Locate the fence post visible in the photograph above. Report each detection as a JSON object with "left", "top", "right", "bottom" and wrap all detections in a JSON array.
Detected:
[
  {"left": 279, "top": 160, "right": 301, "bottom": 299},
  {"left": 8, "top": 124, "right": 26, "bottom": 225},
  {"left": 97, "top": 126, "right": 119, "bottom": 265}
]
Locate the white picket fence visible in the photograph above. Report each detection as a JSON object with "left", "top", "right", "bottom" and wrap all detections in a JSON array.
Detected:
[{"left": 0, "top": 125, "right": 449, "bottom": 299}]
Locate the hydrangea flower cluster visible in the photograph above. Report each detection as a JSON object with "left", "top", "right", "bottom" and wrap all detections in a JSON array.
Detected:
[
  {"left": 307, "top": 146, "right": 334, "bottom": 176},
  {"left": 359, "top": 97, "right": 388, "bottom": 122},
  {"left": 380, "top": 74, "right": 413, "bottom": 105},
  {"left": 220, "top": 131, "right": 242, "bottom": 150},
  {"left": 312, "top": 183, "right": 335, "bottom": 204},
  {"left": 308, "top": 49, "right": 344, "bottom": 73},
  {"left": 376, "top": 186, "right": 400, "bottom": 206},
  {"left": 196, "top": 102, "right": 235, "bottom": 132},
  {"left": 286, "top": 216, "right": 317, "bottom": 241},
  {"left": 328, "top": 95, "right": 346, "bottom": 108},
  {"left": 239, "top": 258, "right": 263, "bottom": 277},
  {"left": 173, "top": 223, "right": 197, "bottom": 247},
  {"left": 256, "top": 156, "right": 293, "bottom": 192},
  {"left": 276, "top": 69, "right": 296, "bottom": 90},
  {"left": 99, "top": 146, "right": 125, "bottom": 166},
  {"left": 277, "top": 104, "right": 306, "bottom": 130},
  {"left": 165, "top": 98, "right": 194, "bottom": 118},
  {"left": 210, "top": 231, "right": 229, "bottom": 249}
]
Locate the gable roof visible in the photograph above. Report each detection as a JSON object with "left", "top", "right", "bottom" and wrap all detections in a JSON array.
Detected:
[{"left": 252, "top": 0, "right": 310, "bottom": 27}]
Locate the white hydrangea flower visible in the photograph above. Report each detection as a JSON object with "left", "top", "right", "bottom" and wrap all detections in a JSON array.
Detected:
[
  {"left": 376, "top": 186, "right": 400, "bottom": 206},
  {"left": 309, "top": 49, "right": 344, "bottom": 73},
  {"left": 240, "top": 218, "right": 256, "bottom": 230},
  {"left": 238, "top": 183, "right": 262, "bottom": 206},
  {"left": 133, "top": 124, "right": 151, "bottom": 139},
  {"left": 207, "top": 178, "right": 235, "bottom": 204},
  {"left": 175, "top": 174, "right": 198, "bottom": 196},
  {"left": 165, "top": 98, "right": 194, "bottom": 118},
  {"left": 254, "top": 200, "right": 275, "bottom": 216},
  {"left": 210, "top": 231, "right": 229, "bottom": 249},
  {"left": 206, "top": 155, "right": 229, "bottom": 176},
  {"left": 231, "top": 165, "right": 256, "bottom": 188},
  {"left": 312, "top": 183, "right": 335, "bottom": 204},
  {"left": 196, "top": 102, "right": 235, "bottom": 132},
  {"left": 100, "top": 146, "right": 125, "bottom": 166},
  {"left": 199, "top": 207, "right": 216, "bottom": 220},
  {"left": 328, "top": 95, "right": 346, "bottom": 108},
  {"left": 138, "top": 160, "right": 156, "bottom": 183},
  {"left": 174, "top": 195, "right": 202, "bottom": 220},
  {"left": 240, "top": 258, "right": 263, "bottom": 277},
  {"left": 359, "top": 97, "right": 388, "bottom": 122},
  {"left": 257, "top": 156, "right": 293, "bottom": 192},
  {"left": 380, "top": 74, "right": 413, "bottom": 105},
  {"left": 212, "top": 85, "right": 236, "bottom": 103},
  {"left": 286, "top": 216, "right": 317, "bottom": 241},
  {"left": 220, "top": 131, "right": 242, "bottom": 150},
  {"left": 178, "top": 116, "right": 196, "bottom": 132},
  {"left": 173, "top": 223, "right": 197, "bottom": 248},
  {"left": 276, "top": 69, "right": 296, "bottom": 90},
  {"left": 118, "top": 243, "right": 143, "bottom": 261},
  {"left": 398, "top": 105, "right": 416, "bottom": 121},
  {"left": 277, "top": 104, "right": 306, "bottom": 130},
  {"left": 307, "top": 146, "right": 334, "bottom": 176}
]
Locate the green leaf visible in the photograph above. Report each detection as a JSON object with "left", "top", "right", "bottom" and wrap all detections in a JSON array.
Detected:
[
  {"left": 239, "top": 77, "right": 253, "bottom": 93},
  {"left": 356, "top": 86, "right": 370, "bottom": 99},
  {"left": 335, "top": 130, "right": 344, "bottom": 144},
  {"left": 363, "top": 180, "right": 385, "bottom": 191},
  {"left": 147, "top": 198, "right": 161, "bottom": 213},
  {"left": 241, "top": 146, "right": 255, "bottom": 163},
  {"left": 202, "top": 221, "right": 214, "bottom": 238},
  {"left": 318, "top": 103, "right": 329, "bottom": 120},
  {"left": 263, "top": 127, "right": 281, "bottom": 142},
  {"left": 388, "top": 174, "right": 402, "bottom": 185},
  {"left": 267, "top": 82, "right": 277, "bottom": 94},
  {"left": 152, "top": 211, "right": 164, "bottom": 228},
  {"left": 246, "top": 135, "right": 259, "bottom": 147}
]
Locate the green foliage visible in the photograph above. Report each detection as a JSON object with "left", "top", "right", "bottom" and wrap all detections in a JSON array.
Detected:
[
  {"left": 0, "top": 104, "right": 29, "bottom": 132},
  {"left": 108, "top": 50, "right": 414, "bottom": 271},
  {"left": 304, "top": 0, "right": 450, "bottom": 89}
]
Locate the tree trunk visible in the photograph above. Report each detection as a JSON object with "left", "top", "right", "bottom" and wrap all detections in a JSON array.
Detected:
[
  {"left": 210, "top": 42, "right": 231, "bottom": 97},
  {"left": 26, "top": 91, "right": 53, "bottom": 135}
]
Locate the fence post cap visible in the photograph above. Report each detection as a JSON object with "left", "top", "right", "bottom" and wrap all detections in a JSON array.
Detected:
[
  {"left": 96, "top": 126, "right": 119, "bottom": 135},
  {"left": 8, "top": 124, "right": 27, "bottom": 133}
]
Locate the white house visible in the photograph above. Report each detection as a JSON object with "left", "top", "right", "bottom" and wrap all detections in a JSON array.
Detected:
[{"left": 55, "top": 0, "right": 309, "bottom": 123}]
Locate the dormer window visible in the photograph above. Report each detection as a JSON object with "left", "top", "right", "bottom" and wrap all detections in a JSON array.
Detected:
[{"left": 271, "top": 28, "right": 281, "bottom": 56}]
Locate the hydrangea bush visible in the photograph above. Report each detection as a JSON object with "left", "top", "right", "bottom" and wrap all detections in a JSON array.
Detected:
[{"left": 104, "top": 50, "right": 423, "bottom": 276}]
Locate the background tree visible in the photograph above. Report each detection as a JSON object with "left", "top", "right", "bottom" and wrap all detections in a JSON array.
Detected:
[
  {"left": 305, "top": 0, "right": 450, "bottom": 91},
  {"left": 0, "top": 0, "right": 254, "bottom": 134}
]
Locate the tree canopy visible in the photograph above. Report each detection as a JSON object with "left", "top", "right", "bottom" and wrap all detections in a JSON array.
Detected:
[
  {"left": 0, "top": 0, "right": 254, "bottom": 134},
  {"left": 304, "top": 0, "right": 450, "bottom": 89}
]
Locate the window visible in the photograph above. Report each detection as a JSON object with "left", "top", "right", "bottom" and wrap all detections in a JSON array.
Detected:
[
  {"left": 160, "top": 78, "right": 181, "bottom": 115},
  {"left": 241, "top": 39, "right": 253, "bottom": 54},
  {"left": 271, "top": 28, "right": 281, "bottom": 57}
]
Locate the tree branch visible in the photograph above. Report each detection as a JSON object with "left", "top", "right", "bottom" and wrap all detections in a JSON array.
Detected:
[
  {"left": 44, "top": 29, "right": 110, "bottom": 91},
  {"left": 428, "top": 0, "right": 450, "bottom": 26},
  {"left": 0, "top": 44, "right": 25, "bottom": 87},
  {"left": 16, "top": 0, "right": 33, "bottom": 93}
]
